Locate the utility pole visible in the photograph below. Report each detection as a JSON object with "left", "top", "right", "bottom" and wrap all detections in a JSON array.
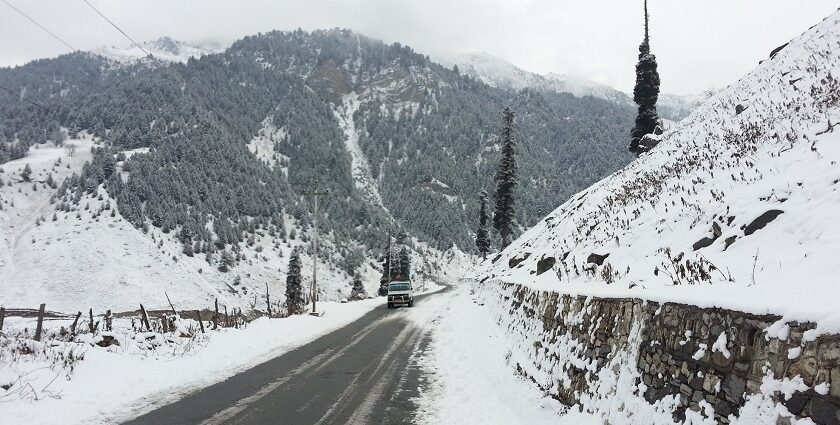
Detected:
[{"left": 303, "top": 181, "right": 328, "bottom": 315}]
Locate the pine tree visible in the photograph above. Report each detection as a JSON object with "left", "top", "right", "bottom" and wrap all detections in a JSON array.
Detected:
[
  {"left": 285, "top": 248, "right": 304, "bottom": 315},
  {"left": 219, "top": 249, "right": 235, "bottom": 272},
  {"left": 629, "top": 0, "right": 661, "bottom": 155},
  {"left": 493, "top": 107, "right": 517, "bottom": 248},
  {"left": 350, "top": 272, "right": 366, "bottom": 300},
  {"left": 475, "top": 190, "right": 490, "bottom": 260},
  {"left": 379, "top": 234, "right": 391, "bottom": 296},
  {"left": 398, "top": 247, "right": 410, "bottom": 279},
  {"left": 21, "top": 164, "right": 32, "bottom": 182}
]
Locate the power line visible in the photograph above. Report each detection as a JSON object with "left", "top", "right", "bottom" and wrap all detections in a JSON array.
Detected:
[
  {"left": 1, "top": 0, "right": 76, "bottom": 51},
  {"left": 0, "top": 83, "right": 49, "bottom": 112},
  {"left": 82, "top": 0, "right": 150, "bottom": 56}
]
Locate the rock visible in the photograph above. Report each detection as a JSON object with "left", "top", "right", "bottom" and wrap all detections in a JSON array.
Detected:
[
  {"left": 692, "top": 236, "right": 716, "bottom": 251},
  {"left": 690, "top": 376, "right": 704, "bottom": 391},
  {"left": 723, "top": 373, "right": 746, "bottom": 403},
  {"left": 96, "top": 334, "right": 120, "bottom": 347},
  {"left": 586, "top": 253, "right": 609, "bottom": 266},
  {"left": 713, "top": 351, "right": 734, "bottom": 369},
  {"left": 703, "top": 373, "right": 721, "bottom": 392},
  {"left": 789, "top": 356, "right": 819, "bottom": 386},
  {"left": 743, "top": 210, "right": 784, "bottom": 236},
  {"left": 735, "top": 104, "right": 747, "bottom": 115},
  {"left": 535, "top": 256, "right": 556, "bottom": 276},
  {"left": 723, "top": 235, "right": 738, "bottom": 250},
  {"left": 831, "top": 368, "right": 840, "bottom": 399},
  {"left": 820, "top": 341, "right": 840, "bottom": 363},
  {"left": 809, "top": 396, "right": 840, "bottom": 425},
  {"left": 782, "top": 390, "right": 810, "bottom": 415},
  {"left": 508, "top": 253, "right": 531, "bottom": 269},
  {"left": 712, "top": 222, "right": 722, "bottom": 238},
  {"left": 769, "top": 42, "right": 789, "bottom": 59},
  {"left": 639, "top": 133, "right": 661, "bottom": 152},
  {"left": 716, "top": 400, "right": 733, "bottom": 417}
]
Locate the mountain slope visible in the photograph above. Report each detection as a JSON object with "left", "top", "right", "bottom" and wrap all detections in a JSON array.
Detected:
[
  {"left": 445, "top": 52, "right": 700, "bottom": 121},
  {"left": 481, "top": 10, "right": 840, "bottom": 329},
  {"left": 92, "top": 36, "right": 224, "bottom": 65},
  {"left": 0, "top": 30, "right": 633, "bottom": 310}
]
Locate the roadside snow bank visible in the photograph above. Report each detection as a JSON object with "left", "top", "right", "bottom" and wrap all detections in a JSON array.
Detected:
[
  {"left": 414, "top": 282, "right": 583, "bottom": 424},
  {"left": 0, "top": 298, "right": 382, "bottom": 425}
]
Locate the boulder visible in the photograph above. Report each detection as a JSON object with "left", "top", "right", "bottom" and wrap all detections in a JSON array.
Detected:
[
  {"left": 744, "top": 210, "right": 784, "bottom": 236},
  {"left": 535, "top": 256, "right": 556, "bottom": 276},
  {"left": 586, "top": 253, "right": 610, "bottom": 266}
]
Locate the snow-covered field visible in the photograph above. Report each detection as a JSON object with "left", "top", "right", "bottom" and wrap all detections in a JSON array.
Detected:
[
  {"left": 0, "top": 297, "right": 384, "bottom": 425},
  {"left": 481, "top": 10, "right": 840, "bottom": 334}
]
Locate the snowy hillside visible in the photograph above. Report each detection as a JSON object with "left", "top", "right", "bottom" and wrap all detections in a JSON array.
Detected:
[
  {"left": 0, "top": 137, "right": 467, "bottom": 313},
  {"left": 91, "top": 36, "right": 223, "bottom": 65},
  {"left": 481, "top": 11, "right": 840, "bottom": 331}
]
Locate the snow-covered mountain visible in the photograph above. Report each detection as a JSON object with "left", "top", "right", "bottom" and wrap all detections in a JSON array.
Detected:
[
  {"left": 91, "top": 36, "right": 224, "bottom": 64},
  {"left": 444, "top": 51, "right": 700, "bottom": 121},
  {"left": 481, "top": 10, "right": 840, "bottom": 329}
]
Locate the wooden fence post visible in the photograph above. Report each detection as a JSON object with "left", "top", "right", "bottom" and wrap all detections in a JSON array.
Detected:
[
  {"left": 140, "top": 304, "right": 151, "bottom": 331},
  {"left": 0, "top": 307, "right": 5, "bottom": 331},
  {"left": 266, "top": 283, "right": 271, "bottom": 317},
  {"left": 213, "top": 299, "right": 219, "bottom": 330},
  {"left": 88, "top": 308, "right": 97, "bottom": 333},
  {"left": 34, "top": 303, "right": 46, "bottom": 342},
  {"left": 70, "top": 311, "right": 81, "bottom": 334},
  {"left": 195, "top": 310, "right": 205, "bottom": 333},
  {"left": 105, "top": 309, "right": 113, "bottom": 331},
  {"left": 224, "top": 305, "right": 228, "bottom": 328}
]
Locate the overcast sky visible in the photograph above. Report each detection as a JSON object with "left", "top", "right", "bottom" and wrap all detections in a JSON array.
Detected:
[{"left": 1, "top": 0, "right": 837, "bottom": 95}]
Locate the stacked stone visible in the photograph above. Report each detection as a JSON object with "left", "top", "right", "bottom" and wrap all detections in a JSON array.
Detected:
[{"left": 501, "top": 283, "right": 840, "bottom": 424}]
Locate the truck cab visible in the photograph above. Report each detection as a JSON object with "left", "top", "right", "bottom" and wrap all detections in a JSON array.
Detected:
[{"left": 386, "top": 280, "right": 414, "bottom": 308}]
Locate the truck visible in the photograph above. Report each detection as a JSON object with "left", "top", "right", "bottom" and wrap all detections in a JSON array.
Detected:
[{"left": 386, "top": 280, "right": 414, "bottom": 308}]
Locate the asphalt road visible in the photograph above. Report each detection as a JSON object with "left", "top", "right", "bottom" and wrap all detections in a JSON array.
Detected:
[{"left": 124, "top": 288, "right": 447, "bottom": 425}]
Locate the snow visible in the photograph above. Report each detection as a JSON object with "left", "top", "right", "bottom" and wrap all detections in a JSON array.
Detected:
[
  {"left": 247, "top": 119, "right": 289, "bottom": 170},
  {"left": 441, "top": 52, "right": 698, "bottom": 116},
  {"left": 413, "top": 282, "right": 577, "bottom": 425},
  {"left": 333, "top": 92, "right": 385, "bottom": 207},
  {"left": 480, "top": 10, "right": 840, "bottom": 334},
  {"left": 0, "top": 298, "right": 383, "bottom": 425},
  {"left": 91, "top": 37, "right": 223, "bottom": 65},
  {"left": 711, "top": 332, "right": 730, "bottom": 359},
  {"left": 0, "top": 135, "right": 466, "bottom": 313}
]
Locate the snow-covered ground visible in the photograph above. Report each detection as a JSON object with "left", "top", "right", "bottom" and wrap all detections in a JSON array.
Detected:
[
  {"left": 413, "top": 281, "right": 586, "bottom": 424},
  {"left": 481, "top": 10, "right": 840, "bottom": 335},
  {"left": 0, "top": 298, "right": 382, "bottom": 425},
  {"left": 91, "top": 37, "right": 224, "bottom": 65},
  {"left": 0, "top": 134, "right": 466, "bottom": 313},
  {"left": 334, "top": 92, "right": 385, "bottom": 208}
]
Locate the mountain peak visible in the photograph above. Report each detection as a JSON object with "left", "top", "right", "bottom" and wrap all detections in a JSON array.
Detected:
[{"left": 91, "top": 37, "right": 224, "bottom": 64}]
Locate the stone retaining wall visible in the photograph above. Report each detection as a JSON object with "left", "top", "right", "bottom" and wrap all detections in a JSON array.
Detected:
[{"left": 496, "top": 282, "right": 840, "bottom": 424}]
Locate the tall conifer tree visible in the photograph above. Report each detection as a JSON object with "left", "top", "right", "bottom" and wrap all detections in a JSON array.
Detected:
[
  {"left": 285, "top": 248, "right": 304, "bottom": 315},
  {"left": 493, "top": 107, "right": 517, "bottom": 248},
  {"left": 475, "top": 190, "right": 490, "bottom": 259},
  {"left": 629, "top": 0, "right": 661, "bottom": 155}
]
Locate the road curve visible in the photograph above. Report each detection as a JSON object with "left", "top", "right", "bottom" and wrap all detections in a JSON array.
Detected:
[{"left": 123, "top": 288, "right": 447, "bottom": 425}]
